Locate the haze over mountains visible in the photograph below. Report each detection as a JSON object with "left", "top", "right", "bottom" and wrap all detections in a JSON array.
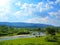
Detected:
[{"left": 0, "top": 22, "right": 56, "bottom": 28}]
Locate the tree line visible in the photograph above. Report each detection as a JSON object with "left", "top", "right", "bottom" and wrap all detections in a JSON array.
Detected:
[{"left": 0, "top": 25, "right": 60, "bottom": 37}]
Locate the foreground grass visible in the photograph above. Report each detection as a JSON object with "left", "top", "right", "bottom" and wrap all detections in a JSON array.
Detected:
[{"left": 0, "top": 36, "right": 60, "bottom": 45}]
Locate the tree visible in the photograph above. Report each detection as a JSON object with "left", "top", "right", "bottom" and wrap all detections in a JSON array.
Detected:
[
  {"left": 37, "top": 28, "right": 41, "bottom": 37},
  {"left": 0, "top": 25, "right": 8, "bottom": 36},
  {"left": 46, "top": 27, "right": 55, "bottom": 36},
  {"left": 8, "top": 26, "right": 15, "bottom": 34},
  {"left": 46, "top": 27, "right": 57, "bottom": 42}
]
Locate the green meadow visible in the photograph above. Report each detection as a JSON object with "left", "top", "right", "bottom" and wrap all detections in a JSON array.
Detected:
[
  {"left": 0, "top": 25, "right": 60, "bottom": 45},
  {"left": 0, "top": 36, "right": 60, "bottom": 45}
]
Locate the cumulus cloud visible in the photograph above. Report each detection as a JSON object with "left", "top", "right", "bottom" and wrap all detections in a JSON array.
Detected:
[
  {"left": 0, "top": 6, "right": 10, "bottom": 20},
  {"left": 25, "top": 16, "right": 49, "bottom": 24},
  {"left": 55, "top": 0, "right": 60, "bottom": 4},
  {"left": 13, "top": 1, "right": 60, "bottom": 26},
  {"left": 14, "top": 1, "right": 53, "bottom": 17},
  {"left": 0, "top": 0, "right": 59, "bottom": 26},
  {"left": 48, "top": 10, "right": 60, "bottom": 19},
  {"left": 15, "top": 2, "right": 21, "bottom": 6},
  {"left": 13, "top": 9, "right": 33, "bottom": 18},
  {"left": 47, "top": 0, "right": 54, "bottom": 4},
  {"left": 0, "top": 0, "right": 12, "bottom": 22},
  {"left": 23, "top": 16, "right": 60, "bottom": 26},
  {"left": 0, "top": 14, "right": 9, "bottom": 22}
]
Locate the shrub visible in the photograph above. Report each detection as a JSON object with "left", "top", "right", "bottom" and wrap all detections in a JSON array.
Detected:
[
  {"left": 10, "top": 43, "right": 13, "bottom": 45},
  {"left": 25, "top": 43, "right": 35, "bottom": 45},
  {"left": 18, "top": 44, "right": 21, "bottom": 45},
  {"left": 37, "top": 44, "right": 45, "bottom": 45},
  {"left": 46, "top": 36, "right": 57, "bottom": 42}
]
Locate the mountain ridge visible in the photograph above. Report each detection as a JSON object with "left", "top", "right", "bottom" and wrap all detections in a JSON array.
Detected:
[{"left": 0, "top": 22, "right": 56, "bottom": 28}]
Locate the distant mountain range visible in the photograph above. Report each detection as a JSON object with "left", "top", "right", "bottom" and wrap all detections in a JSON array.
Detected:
[{"left": 0, "top": 22, "right": 55, "bottom": 28}]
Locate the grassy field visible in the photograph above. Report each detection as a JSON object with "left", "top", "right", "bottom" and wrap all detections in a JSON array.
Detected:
[
  {"left": 0, "top": 33, "right": 60, "bottom": 45},
  {"left": 0, "top": 36, "right": 60, "bottom": 45}
]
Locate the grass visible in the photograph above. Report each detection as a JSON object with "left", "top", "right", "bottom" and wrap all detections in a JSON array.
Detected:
[
  {"left": 0, "top": 36, "right": 59, "bottom": 45},
  {"left": 0, "top": 33, "right": 60, "bottom": 45}
]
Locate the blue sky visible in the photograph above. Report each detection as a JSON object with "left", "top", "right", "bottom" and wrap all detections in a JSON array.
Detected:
[{"left": 0, "top": 0, "right": 60, "bottom": 26}]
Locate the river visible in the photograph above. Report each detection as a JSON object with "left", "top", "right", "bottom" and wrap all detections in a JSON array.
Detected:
[
  {"left": 0, "top": 35, "right": 35, "bottom": 41},
  {"left": 0, "top": 32, "right": 46, "bottom": 41}
]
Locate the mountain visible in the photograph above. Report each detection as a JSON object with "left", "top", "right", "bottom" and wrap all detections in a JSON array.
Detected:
[{"left": 0, "top": 22, "right": 54, "bottom": 28}]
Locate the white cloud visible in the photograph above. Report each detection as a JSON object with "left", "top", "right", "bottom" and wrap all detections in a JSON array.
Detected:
[
  {"left": 0, "top": 6, "right": 10, "bottom": 21},
  {"left": 36, "top": 2, "right": 53, "bottom": 12},
  {"left": 14, "top": 3, "right": 36, "bottom": 17},
  {"left": 16, "top": 1, "right": 53, "bottom": 12},
  {"left": 22, "top": 16, "right": 60, "bottom": 26},
  {"left": 0, "top": 14, "right": 9, "bottom": 22},
  {"left": 0, "top": 6, "right": 10, "bottom": 17},
  {"left": 0, "top": 0, "right": 12, "bottom": 22},
  {"left": 39, "top": 3, "right": 53, "bottom": 12},
  {"left": 0, "top": 0, "right": 11, "bottom": 7},
  {"left": 48, "top": 10, "right": 60, "bottom": 18},
  {"left": 14, "top": 1, "right": 53, "bottom": 17},
  {"left": 48, "top": 1, "right": 54, "bottom": 4},
  {"left": 21, "top": 3, "right": 28, "bottom": 9},
  {"left": 36, "top": 2, "right": 43, "bottom": 8},
  {"left": 0, "top": 6, "right": 10, "bottom": 13},
  {"left": 55, "top": 0, "right": 60, "bottom": 4},
  {"left": 13, "top": 1, "right": 60, "bottom": 26},
  {"left": 47, "top": 0, "right": 60, "bottom": 5},
  {"left": 13, "top": 9, "right": 33, "bottom": 18},
  {"left": 13, "top": 11, "right": 22, "bottom": 18},
  {"left": 15, "top": 2, "right": 21, "bottom": 6},
  {"left": 45, "top": 3, "right": 53, "bottom": 9},
  {"left": 24, "top": 16, "right": 49, "bottom": 24},
  {"left": 47, "top": 0, "right": 54, "bottom": 4}
]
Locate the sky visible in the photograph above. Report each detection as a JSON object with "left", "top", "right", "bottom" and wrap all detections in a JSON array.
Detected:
[{"left": 0, "top": 0, "right": 60, "bottom": 26}]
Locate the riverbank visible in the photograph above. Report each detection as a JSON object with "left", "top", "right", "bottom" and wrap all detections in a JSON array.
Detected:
[
  {"left": 0, "top": 37, "right": 58, "bottom": 45},
  {"left": 0, "top": 35, "right": 35, "bottom": 41},
  {"left": 0, "top": 32, "right": 47, "bottom": 41},
  {"left": 0, "top": 33, "right": 60, "bottom": 45}
]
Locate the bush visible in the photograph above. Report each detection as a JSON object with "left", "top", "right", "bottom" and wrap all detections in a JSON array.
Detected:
[
  {"left": 37, "top": 44, "right": 45, "bottom": 45},
  {"left": 18, "top": 44, "right": 21, "bottom": 45},
  {"left": 17, "top": 32, "right": 30, "bottom": 35},
  {"left": 25, "top": 43, "right": 35, "bottom": 45},
  {"left": 10, "top": 43, "right": 13, "bottom": 45},
  {"left": 46, "top": 36, "right": 57, "bottom": 42}
]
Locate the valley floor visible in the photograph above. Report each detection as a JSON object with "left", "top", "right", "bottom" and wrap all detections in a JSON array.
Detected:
[{"left": 0, "top": 36, "right": 60, "bottom": 45}]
